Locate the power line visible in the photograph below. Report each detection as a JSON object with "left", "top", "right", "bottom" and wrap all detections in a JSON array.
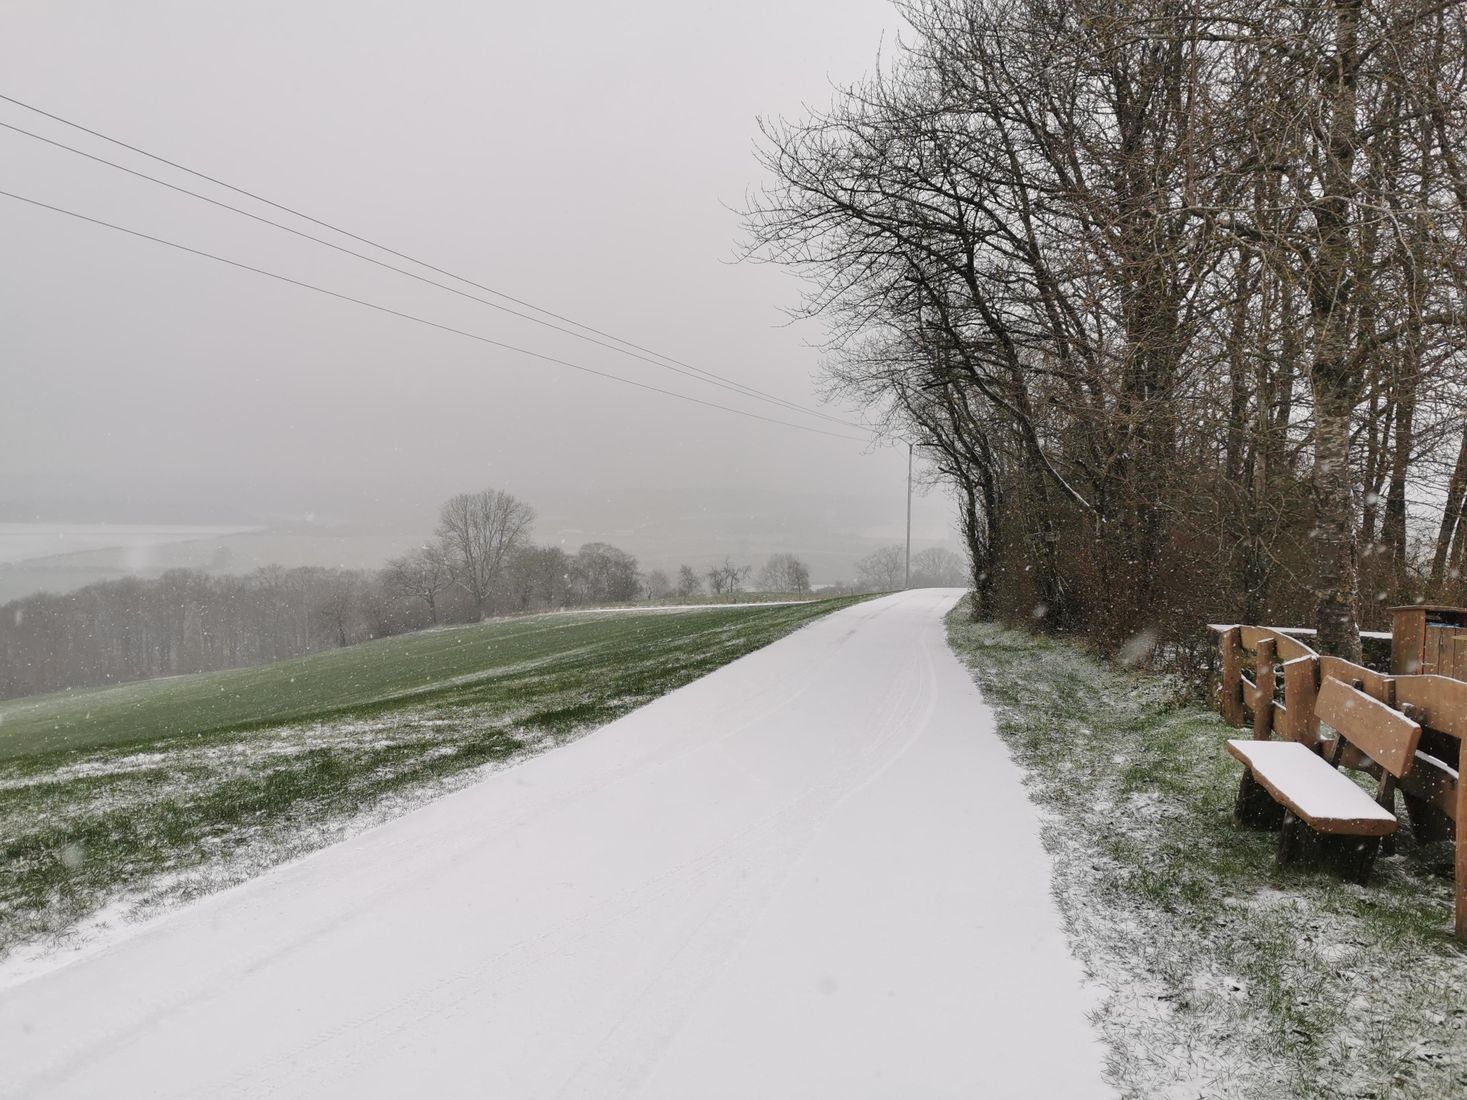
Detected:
[
  {"left": 0, "top": 118, "right": 860, "bottom": 431},
  {"left": 0, "top": 92, "right": 862, "bottom": 431},
  {"left": 0, "top": 187, "right": 869, "bottom": 443}
]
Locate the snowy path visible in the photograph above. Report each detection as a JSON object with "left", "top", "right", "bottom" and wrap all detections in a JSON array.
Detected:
[{"left": 0, "top": 589, "right": 1111, "bottom": 1099}]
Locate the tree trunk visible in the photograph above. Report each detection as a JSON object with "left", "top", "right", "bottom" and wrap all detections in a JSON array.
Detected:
[
  {"left": 1312, "top": 394, "right": 1363, "bottom": 661},
  {"left": 1307, "top": 0, "right": 1364, "bottom": 661},
  {"left": 1431, "top": 424, "right": 1467, "bottom": 587}
]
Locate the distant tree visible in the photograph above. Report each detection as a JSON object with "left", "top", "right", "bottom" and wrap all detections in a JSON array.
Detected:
[
  {"left": 506, "top": 544, "right": 570, "bottom": 611},
  {"left": 436, "top": 489, "right": 535, "bottom": 618},
  {"left": 909, "top": 547, "right": 968, "bottom": 588},
  {"left": 570, "top": 542, "right": 641, "bottom": 604},
  {"left": 676, "top": 565, "right": 703, "bottom": 598},
  {"left": 855, "top": 546, "right": 906, "bottom": 592},
  {"left": 707, "top": 558, "right": 752, "bottom": 596},
  {"left": 312, "top": 570, "right": 362, "bottom": 648},
  {"left": 758, "top": 553, "right": 811, "bottom": 594},
  {"left": 382, "top": 545, "right": 452, "bottom": 624},
  {"left": 360, "top": 572, "right": 427, "bottom": 639},
  {"left": 0, "top": 563, "right": 387, "bottom": 698},
  {"left": 644, "top": 568, "right": 672, "bottom": 600}
]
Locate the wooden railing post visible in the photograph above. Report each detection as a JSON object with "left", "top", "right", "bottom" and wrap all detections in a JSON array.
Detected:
[
  {"left": 1457, "top": 764, "right": 1467, "bottom": 942},
  {"left": 1220, "top": 626, "right": 1243, "bottom": 727},
  {"left": 1253, "top": 638, "right": 1277, "bottom": 741},
  {"left": 1281, "top": 655, "right": 1320, "bottom": 747}
]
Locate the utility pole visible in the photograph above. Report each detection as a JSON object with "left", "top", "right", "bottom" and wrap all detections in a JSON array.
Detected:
[{"left": 905, "top": 441, "right": 913, "bottom": 589}]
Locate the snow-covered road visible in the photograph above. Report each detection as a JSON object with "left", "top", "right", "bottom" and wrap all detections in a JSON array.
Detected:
[{"left": 1, "top": 589, "right": 1111, "bottom": 1099}]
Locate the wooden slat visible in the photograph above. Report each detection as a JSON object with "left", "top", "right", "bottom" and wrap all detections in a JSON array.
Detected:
[
  {"left": 1454, "top": 635, "right": 1467, "bottom": 682},
  {"left": 1239, "top": 625, "right": 1318, "bottom": 664},
  {"left": 1426, "top": 627, "right": 1446, "bottom": 674},
  {"left": 1398, "top": 751, "right": 1458, "bottom": 825},
  {"left": 1226, "top": 740, "right": 1398, "bottom": 836},
  {"left": 1319, "top": 656, "right": 1395, "bottom": 703},
  {"left": 1394, "top": 675, "right": 1467, "bottom": 741},
  {"left": 1316, "top": 677, "right": 1421, "bottom": 779}
]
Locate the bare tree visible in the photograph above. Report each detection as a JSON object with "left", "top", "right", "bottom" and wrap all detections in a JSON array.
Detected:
[
  {"left": 644, "top": 569, "right": 672, "bottom": 599},
  {"left": 312, "top": 570, "right": 362, "bottom": 648},
  {"left": 675, "top": 565, "right": 703, "bottom": 598},
  {"left": 855, "top": 547, "right": 906, "bottom": 593},
  {"left": 505, "top": 545, "right": 571, "bottom": 611},
  {"left": 435, "top": 489, "right": 535, "bottom": 619},
  {"left": 910, "top": 547, "right": 967, "bottom": 588},
  {"left": 707, "top": 558, "right": 751, "bottom": 596},
  {"left": 570, "top": 543, "right": 641, "bottom": 604},
  {"left": 382, "top": 545, "right": 452, "bottom": 624},
  {"left": 758, "top": 553, "right": 812, "bottom": 594},
  {"left": 745, "top": 0, "right": 1467, "bottom": 663}
]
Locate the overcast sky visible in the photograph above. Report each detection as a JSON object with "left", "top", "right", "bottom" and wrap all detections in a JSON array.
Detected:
[{"left": 0, "top": 1, "right": 957, "bottom": 567}]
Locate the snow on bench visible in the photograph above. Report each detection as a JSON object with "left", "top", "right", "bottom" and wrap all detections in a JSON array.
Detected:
[
  {"left": 1226, "top": 740, "right": 1397, "bottom": 836},
  {"left": 1227, "top": 676, "right": 1424, "bottom": 883}
]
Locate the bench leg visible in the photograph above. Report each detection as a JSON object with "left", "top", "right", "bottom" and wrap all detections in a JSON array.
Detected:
[
  {"left": 1277, "top": 811, "right": 1302, "bottom": 867},
  {"left": 1235, "top": 770, "right": 1284, "bottom": 830},
  {"left": 1403, "top": 792, "right": 1454, "bottom": 845},
  {"left": 1278, "top": 811, "right": 1331, "bottom": 869},
  {"left": 1330, "top": 836, "right": 1382, "bottom": 885}
]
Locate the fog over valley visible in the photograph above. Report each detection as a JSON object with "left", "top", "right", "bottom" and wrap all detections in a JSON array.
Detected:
[{"left": 1, "top": 0, "right": 957, "bottom": 604}]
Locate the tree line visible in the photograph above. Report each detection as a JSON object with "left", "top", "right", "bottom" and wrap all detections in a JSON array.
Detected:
[
  {"left": 0, "top": 489, "right": 843, "bottom": 700},
  {"left": 746, "top": 0, "right": 1467, "bottom": 664}
]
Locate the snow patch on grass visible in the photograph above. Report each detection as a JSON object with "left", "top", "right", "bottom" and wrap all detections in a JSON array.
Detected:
[
  {"left": 1, "top": 597, "right": 863, "bottom": 979},
  {"left": 0, "top": 724, "right": 567, "bottom": 990}
]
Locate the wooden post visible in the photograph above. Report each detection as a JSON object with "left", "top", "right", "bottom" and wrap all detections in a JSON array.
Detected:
[
  {"left": 1281, "top": 656, "right": 1319, "bottom": 747},
  {"left": 1220, "top": 627, "right": 1243, "bottom": 727},
  {"left": 1253, "top": 638, "right": 1277, "bottom": 741},
  {"left": 1457, "top": 764, "right": 1467, "bottom": 942},
  {"left": 1391, "top": 605, "right": 1424, "bottom": 675}
]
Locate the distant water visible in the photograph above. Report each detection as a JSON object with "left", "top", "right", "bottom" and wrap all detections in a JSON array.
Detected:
[
  {"left": 0, "top": 524, "right": 258, "bottom": 567},
  {"left": 0, "top": 524, "right": 427, "bottom": 604}
]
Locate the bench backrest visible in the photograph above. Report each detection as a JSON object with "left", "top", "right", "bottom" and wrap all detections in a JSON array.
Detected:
[
  {"left": 1319, "top": 656, "right": 1396, "bottom": 706},
  {"left": 1394, "top": 674, "right": 1467, "bottom": 742},
  {"left": 1316, "top": 676, "right": 1422, "bottom": 779}
]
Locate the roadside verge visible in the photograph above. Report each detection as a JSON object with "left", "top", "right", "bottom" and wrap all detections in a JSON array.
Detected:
[{"left": 946, "top": 606, "right": 1467, "bottom": 1100}]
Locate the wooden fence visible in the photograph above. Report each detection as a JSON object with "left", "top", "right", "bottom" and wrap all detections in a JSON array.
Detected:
[{"left": 1211, "top": 618, "right": 1467, "bottom": 940}]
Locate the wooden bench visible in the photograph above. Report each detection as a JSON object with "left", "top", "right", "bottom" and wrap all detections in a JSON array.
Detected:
[
  {"left": 1392, "top": 674, "right": 1467, "bottom": 938},
  {"left": 1228, "top": 676, "right": 1422, "bottom": 883}
]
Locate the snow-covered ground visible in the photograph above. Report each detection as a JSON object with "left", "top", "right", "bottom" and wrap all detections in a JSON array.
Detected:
[{"left": 0, "top": 589, "right": 1112, "bottom": 1099}]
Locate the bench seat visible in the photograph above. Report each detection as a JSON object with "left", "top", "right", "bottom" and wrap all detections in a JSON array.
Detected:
[{"left": 1226, "top": 739, "right": 1397, "bottom": 836}]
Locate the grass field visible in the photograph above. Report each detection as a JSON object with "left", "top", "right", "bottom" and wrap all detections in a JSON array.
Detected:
[
  {"left": 0, "top": 598, "right": 862, "bottom": 971},
  {"left": 946, "top": 606, "right": 1467, "bottom": 1099},
  {"left": 0, "top": 599, "right": 828, "bottom": 760}
]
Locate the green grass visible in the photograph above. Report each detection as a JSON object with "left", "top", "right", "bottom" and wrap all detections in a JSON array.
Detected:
[
  {"left": 0, "top": 598, "right": 863, "bottom": 966},
  {"left": 0, "top": 601, "right": 825, "bottom": 761},
  {"left": 946, "top": 605, "right": 1467, "bottom": 1100}
]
